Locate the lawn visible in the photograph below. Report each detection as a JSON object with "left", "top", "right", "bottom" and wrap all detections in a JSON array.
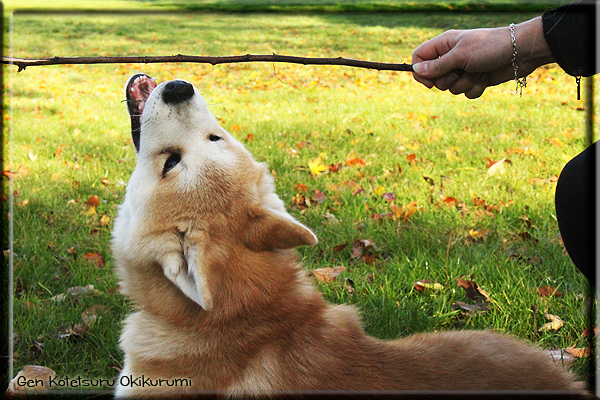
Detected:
[{"left": 4, "top": 4, "right": 596, "bottom": 394}]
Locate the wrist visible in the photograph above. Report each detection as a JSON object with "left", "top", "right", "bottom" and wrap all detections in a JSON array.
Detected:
[{"left": 513, "top": 17, "right": 555, "bottom": 72}]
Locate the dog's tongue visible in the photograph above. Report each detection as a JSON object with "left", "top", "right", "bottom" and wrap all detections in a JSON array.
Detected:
[{"left": 126, "top": 74, "right": 157, "bottom": 152}]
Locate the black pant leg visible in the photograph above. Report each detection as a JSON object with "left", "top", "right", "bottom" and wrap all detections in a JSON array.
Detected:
[{"left": 555, "top": 140, "right": 597, "bottom": 287}]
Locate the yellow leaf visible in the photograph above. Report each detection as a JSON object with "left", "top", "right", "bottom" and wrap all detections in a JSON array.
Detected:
[
  {"left": 86, "top": 206, "right": 97, "bottom": 216},
  {"left": 549, "top": 138, "right": 565, "bottom": 148},
  {"left": 308, "top": 157, "right": 328, "bottom": 176},
  {"left": 100, "top": 215, "right": 110, "bottom": 227},
  {"left": 538, "top": 313, "right": 564, "bottom": 332}
]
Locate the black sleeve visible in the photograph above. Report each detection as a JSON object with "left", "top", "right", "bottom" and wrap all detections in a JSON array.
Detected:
[{"left": 542, "top": 1, "right": 597, "bottom": 77}]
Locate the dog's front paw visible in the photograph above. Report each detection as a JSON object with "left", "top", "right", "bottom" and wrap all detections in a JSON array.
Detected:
[{"left": 163, "top": 253, "right": 184, "bottom": 282}]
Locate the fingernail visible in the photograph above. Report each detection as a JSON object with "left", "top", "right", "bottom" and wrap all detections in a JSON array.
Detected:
[{"left": 412, "top": 62, "right": 427, "bottom": 75}]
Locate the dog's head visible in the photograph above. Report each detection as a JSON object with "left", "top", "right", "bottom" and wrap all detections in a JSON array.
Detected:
[{"left": 115, "top": 74, "right": 317, "bottom": 311}]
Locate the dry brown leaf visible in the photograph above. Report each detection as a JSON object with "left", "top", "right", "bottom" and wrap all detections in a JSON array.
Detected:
[
  {"left": 537, "top": 286, "right": 563, "bottom": 297},
  {"left": 350, "top": 239, "right": 376, "bottom": 259},
  {"left": 311, "top": 266, "right": 346, "bottom": 283},
  {"left": 6, "top": 365, "right": 56, "bottom": 397},
  {"left": 455, "top": 278, "right": 491, "bottom": 302},
  {"left": 50, "top": 284, "right": 100, "bottom": 302},
  {"left": 564, "top": 346, "right": 593, "bottom": 358}
]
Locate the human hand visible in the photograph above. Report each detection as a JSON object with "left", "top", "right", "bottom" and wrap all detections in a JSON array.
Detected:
[{"left": 411, "top": 17, "right": 553, "bottom": 99}]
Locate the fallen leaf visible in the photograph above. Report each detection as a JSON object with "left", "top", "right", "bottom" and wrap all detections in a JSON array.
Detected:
[
  {"left": 308, "top": 157, "right": 328, "bottom": 176},
  {"left": 100, "top": 178, "right": 110, "bottom": 186},
  {"left": 456, "top": 277, "right": 491, "bottom": 302},
  {"left": 564, "top": 346, "right": 593, "bottom": 358},
  {"left": 487, "top": 158, "right": 511, "bottom": 176},
  {"left": 50, "top": 284, "right": 100, "bottom": 302},
  {"left": 549, "top": 137, "right": 565, "bottom": 148},
  {"left": 310, "top": 266, "right": 346, "bottom": 283},
  {"left": 439, "top": 194, "right": 458, "bottom": 206},
  {"left": 83, "top": 253, "right": 104, "bottom": 267},
  {"left": 538, "top": 286, "right": 563, "bottom": 297},
  {"left": 346, "top": 157, "right": 366, "bottom": 167},
  {"left": 581, "top": 327, "right": 598, "bottom": 337},
  {"left": 473, "top": 196, "right": 486, "bottom": 207},
  {"left": 414, "top": 279, "right": 444, "bottom": 291},
  {"left": 329, "top": 162, "right": 343, "bottom": 173},
  {"left": 312, "top": 190, "right": 326, "bottom": 204},
  {"left": 294, "top": 183, "right": 308, "bottom": 193},
  {"left": 382, "top": 192, "right": 397, "bottom": 202},
  {"left": 292, "top": 193, "right": 310, "bottom": 210},
  {"left": 86, "top": 195, "right": 100, "bottom": 207},
  {"left": 6, "top": 365, "right": 56, "bottom": 397},
  {"left": 100, "top": 215, "right": 111, "bottom": 227},
  {"left": 350, "top": 239, "right": 376, "bottom": 259},
  {"left": 538, "top": 313, "right": 564, "bottom": 332}
]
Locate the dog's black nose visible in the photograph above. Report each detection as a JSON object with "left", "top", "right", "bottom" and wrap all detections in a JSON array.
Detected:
[{"left": 162, "top": 80, "right": 195, "bottom": 104}]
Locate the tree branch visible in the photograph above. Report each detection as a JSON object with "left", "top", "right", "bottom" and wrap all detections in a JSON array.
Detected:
[{"left": 2, "top": 54, "right": 413, "bottom": 73}]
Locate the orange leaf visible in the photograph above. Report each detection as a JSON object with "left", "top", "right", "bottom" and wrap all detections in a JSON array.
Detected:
[
  {"left": 86, "top": 195, "right": 100, "bottom": 207},
  {"left": 345, "top": 157, "right": 366, "bottom": 167},
  {"left": 83, "top": 252, "right": 104, "bottom": 267},
  {"left": 406, "top": 153, "right": 416, "bottom": 163},
  {"left": 294, "top": 183, "right": 308, "bottom": 193}
]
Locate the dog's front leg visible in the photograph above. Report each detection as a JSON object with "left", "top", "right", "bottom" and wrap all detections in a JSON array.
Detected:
[{"left": 162, "top": 252, "right": 207, "bottom": 308}]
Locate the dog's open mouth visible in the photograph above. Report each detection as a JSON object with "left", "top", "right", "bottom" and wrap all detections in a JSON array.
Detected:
[{"left": 126, "top": 73, "right": 157, "bottom": 152}]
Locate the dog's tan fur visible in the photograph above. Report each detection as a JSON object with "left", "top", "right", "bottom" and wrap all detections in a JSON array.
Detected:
[{"left": 113, "top": 76, "right": 585, "bottom": 397}]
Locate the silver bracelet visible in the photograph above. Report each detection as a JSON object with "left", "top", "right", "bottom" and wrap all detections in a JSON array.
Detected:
[{"left": 509, "top": 23, "right": 527, "bottom": 96}]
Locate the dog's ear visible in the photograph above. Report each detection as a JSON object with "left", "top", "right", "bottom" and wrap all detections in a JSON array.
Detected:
[{"left": 244, "top": 205, "right": 318, "bottom": 252}]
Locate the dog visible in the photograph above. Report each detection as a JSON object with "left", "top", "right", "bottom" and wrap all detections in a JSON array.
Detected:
[{"left": 112, "top": 73, "right": 586, "bottom": 397}]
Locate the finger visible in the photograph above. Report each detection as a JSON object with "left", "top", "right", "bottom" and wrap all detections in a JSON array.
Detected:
[
  {"left": 465, "top": 74, "right": 490, "bottom": 99},
  {"left": 433, "top": 70, "right": 463, "bottom": 91},
  {"left": 412, "top": 72, "right": 435, "bottom": 89},
  {"left": 448, "top": 73, "right": 482, "bottom": 96}
]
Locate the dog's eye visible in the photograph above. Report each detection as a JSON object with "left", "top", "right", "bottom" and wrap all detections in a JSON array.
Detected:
[
  {"left": 208, "top": 134, "right": 222, "bottom": 142},
  {"left": 162, "top": 153, "right": 181, "bottom": 178}
]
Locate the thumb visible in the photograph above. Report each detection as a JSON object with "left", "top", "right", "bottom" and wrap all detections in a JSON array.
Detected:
[{"left": 413, "top": 52, "right": 464, "bottom": 79}]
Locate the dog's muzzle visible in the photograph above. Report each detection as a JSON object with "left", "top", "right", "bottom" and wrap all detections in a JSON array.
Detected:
[{"left": 163, "top": 80, "right": 195, "bottom": 104}]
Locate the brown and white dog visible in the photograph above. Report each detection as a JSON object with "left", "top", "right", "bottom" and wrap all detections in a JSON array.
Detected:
[{"left": 112, "top": 74, "right": 585, "bottom": 397}]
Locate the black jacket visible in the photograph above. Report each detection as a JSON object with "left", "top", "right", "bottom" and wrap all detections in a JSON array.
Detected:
[{"left": 542, "top": 1, "right": 597, "bottom": 77}]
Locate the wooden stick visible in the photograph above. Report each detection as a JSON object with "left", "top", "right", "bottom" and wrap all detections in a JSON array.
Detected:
[{"left": 2, "top": 54, "right": 414, "bottom": 73}]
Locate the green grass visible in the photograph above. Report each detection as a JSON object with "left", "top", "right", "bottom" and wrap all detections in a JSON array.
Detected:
[
  {"left": 6, "top": 9, "right": 596, "bottom": 393},
  {"left": 3, "top": 0, "right": 572, "bottom": 13}
]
